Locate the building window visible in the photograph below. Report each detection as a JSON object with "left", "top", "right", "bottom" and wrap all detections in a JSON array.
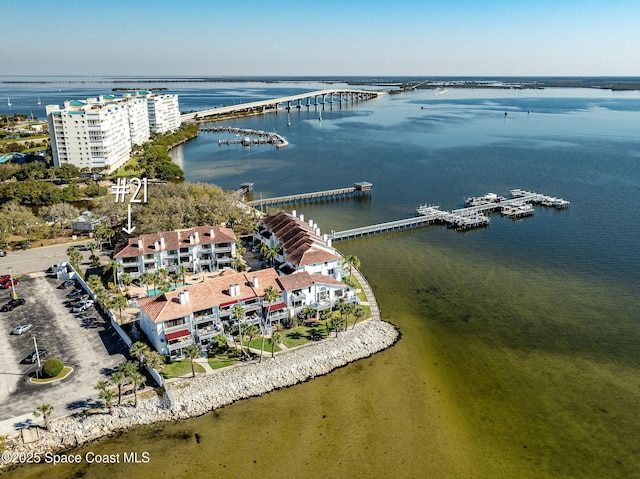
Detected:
[{"left": 164, "top": 318, "right": 186, "bottom": 329}]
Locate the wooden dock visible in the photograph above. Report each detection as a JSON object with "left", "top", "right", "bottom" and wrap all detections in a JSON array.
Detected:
[
  {"left": 329, "top": 189, "right": 569, "bottom": 241},
  {"left": 247, "top": 182, "right": 372, "bottom": 208}
]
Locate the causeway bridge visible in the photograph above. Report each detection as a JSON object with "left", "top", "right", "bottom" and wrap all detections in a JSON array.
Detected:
[{"left": 181, "top": 89, "right": 386, "bottom": 123}]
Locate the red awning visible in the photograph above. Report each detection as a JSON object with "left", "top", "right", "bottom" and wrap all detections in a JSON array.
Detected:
[
  {"left": 220, "top": 300, "right": 238, "bottom": 307},
  {"left": 268, "top": 302, "right": 287, "bottom": 312},
  {"left": 165, "top": 329, "right": 191, "bottom": 341}
]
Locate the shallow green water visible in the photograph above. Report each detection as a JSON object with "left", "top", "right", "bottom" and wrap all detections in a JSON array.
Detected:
[{"left": 9, "top": 229, "right": 640, "bottom": 479}]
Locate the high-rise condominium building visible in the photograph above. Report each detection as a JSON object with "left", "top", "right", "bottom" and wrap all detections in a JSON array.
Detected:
[{"left": 46, "top": 92, "right": 180, "bottom": 172}]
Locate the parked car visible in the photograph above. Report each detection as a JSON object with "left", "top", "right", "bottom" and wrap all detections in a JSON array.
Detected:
[
  {"left": 71, "top": 300, "right": 94, "bottom": 313},
  {"left": 12, "top": 324, "right": 33, "bottom": 335},
  {"left": 66, "top": 289, "right": 83, "bottom": 298},
  {"left": 66, "top": 295, "right": 89, "bottom": 306},
  {"left": 24, "top": 349, "right": 48, "bottom": 364},
  {"left": 0, "top": 249, "right": 6, "bottom": 257},
  {"left": 58, "top": 280, "right": 75, "bottom": 289},
  {"left": 1, "top": 298, "right": 25, "bottom": 312},
  {"left": 0, "top": 279, "right": 19, "bottom": 289}
]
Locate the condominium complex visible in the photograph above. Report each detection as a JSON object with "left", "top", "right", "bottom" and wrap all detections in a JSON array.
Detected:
[
  {"left": 254, "top": 210, "right": 343, "bottom": 280},
  {"left": 46, "top": 91, "right": 180, "bottom": 172},
  {"left": 138, "top": 268, "right": 356, "bottom": 359},
  {"left": 114, "top": 225, "right": 237, "bottom": 279}
]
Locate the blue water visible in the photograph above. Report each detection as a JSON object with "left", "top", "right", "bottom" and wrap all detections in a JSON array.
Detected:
[
  {"left": 4, "top": 78, "right": 640, "bottom": 477},
  {"left": 168, "top": 87, "right": 640, "bottom": 289}
]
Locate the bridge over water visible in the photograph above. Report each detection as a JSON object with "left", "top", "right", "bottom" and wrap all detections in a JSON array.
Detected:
[{"left": 181, "top": 89, "right": 386, "bottom": 122}]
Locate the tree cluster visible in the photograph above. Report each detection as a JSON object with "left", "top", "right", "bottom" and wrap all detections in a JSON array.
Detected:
[{"left": 92, "top": 182, "right": 256, "bottom": 239}]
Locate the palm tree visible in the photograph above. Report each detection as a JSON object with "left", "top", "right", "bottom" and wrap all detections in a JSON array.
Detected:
[
  {"left": 86, "top": 241, "right": 99, "bottom": 255},
  {"left": 66, "top": 246, "right": 82, "bottom": 270},
  {"left": 332, "top": 315, "right": 346, "bottom": 337},
  {"left": 129, "top": 341, "right": 150, "bottom": 370},
  {"left": 157, "top": 267, "right": 169, "bottom": 281},
  {"left": 99, "top": 389, "right": 116, "bottom": 415},
  {"left": 144, "top": 350, "right": 164, "bottom": 370},
  {"left": 230, "top": 256, "right": 242, "bottom": 272},
  {"left": 183, "top": 344, "right": 201, "bottom": 378},
  {"left": 110, "top": 369, "right": 127, "bottom": 406},
  {"left": 260, "top": 286, "right": 279, "bottom": 362},
  {"left": 169, "top": 272, "right": 181, "bottom": 288},
  {"left": 128, "top": 371, "right": 145, "bottom": 408},
  {"left": 95, "top": 379, "right": 109, "bottom": 394},
  {"left": 90, "top": 254, "right": 101, "bottom": 267},
  {"left": 244, "top": 324, "right": 260, "bottom": 358},
  {"left": 33, "top": 403, "right": 54, "bottom": 430},
  {"left": 232, "top": 305, "right": 246, "bottom": 357},
  {"left": 179, "top": 265, "right": 189, "bottom": 285},
  {"left": 320, "top": 309, "right": 332, "bottom": 337},
  {"left": 110, "top": 294, "right": 128, "bottom": 323},
  {"left": 259, "top": 242, "right": 269, "bottom": 258},
  {"left": 120, "top": 272, "right": 133, "bottom": 292},
  {"left": 138, "top": 272, "right": 155, "bottom": 297},
  {"left": 338, "top": 301, "right": 355, "bottom": 331},
  {"left": 300, "top": 305, "right": 317, "bottom": 325},
  {"left": 104, "top": 259, "right": 119, "bottom": 289},
  {"left": 343, "top": 254, "right": 360, "bottom": 283},
  {"left": 103, "top": 227, "right": 115, "bottom": 248},
  {"left": 235, "top": 239, "right": 246, "bottom": 256},
  {"left": 265, "top": 245, "right": 281, "bottom": 267},
  {"left": 353, "top": 306, "right": 366, "bottom": 329},
  {"left": 249, "top": 222, "right": 259, "bottom": 249},
  {"left": 270, "top": 330, "right": 282, "bottom": 358}
]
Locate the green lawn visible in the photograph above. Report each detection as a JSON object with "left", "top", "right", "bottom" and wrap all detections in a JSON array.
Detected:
[
  {"left": 160, "top": 359, "right": 205, "bottom": 379},
  {"left": 208, "top": 351, "right": 241, "bottom": 370},
  {"left": 280, "top": 322, "right": 331, "bottom": 348},
  {"left": 247, "top": 337, "right": 282, "bottom": 354}
]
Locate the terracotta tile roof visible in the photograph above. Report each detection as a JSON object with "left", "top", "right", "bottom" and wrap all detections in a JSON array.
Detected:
[
  {"left": 114, "top": 225, "right": 236, "bottom": 259},
  {"left": 276, "top": 272, "right": 315, "bottom": 290},
  {"left": 276, "top": 272, "right": 345, "bottom": 291},
  {"left": 260, "top": 212, "right": 339, "bottom": 267},
  {"left": 139, "top": 268, "right": 281, "bottom": 323}
]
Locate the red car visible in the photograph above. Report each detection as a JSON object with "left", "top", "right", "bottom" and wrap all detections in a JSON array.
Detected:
[{"left": 0, "top": 278, "right": 19, "bottom": 289}]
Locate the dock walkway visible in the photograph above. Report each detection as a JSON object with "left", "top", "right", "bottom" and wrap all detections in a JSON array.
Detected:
[
  {"left": 329, "top": 189, "right": 569, "bottom": 241},
  {"left": 247, "top": 182, "right": 372, "bottom": 208}
]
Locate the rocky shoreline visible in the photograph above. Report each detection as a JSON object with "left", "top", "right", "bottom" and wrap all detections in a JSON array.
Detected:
[{"left": 3, "top": 319, "right": 398, "bottom": 458}]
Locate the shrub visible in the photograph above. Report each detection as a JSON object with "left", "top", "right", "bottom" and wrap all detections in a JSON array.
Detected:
[{"left": 42, "top": 358, "right": 64, "bottom": 378}]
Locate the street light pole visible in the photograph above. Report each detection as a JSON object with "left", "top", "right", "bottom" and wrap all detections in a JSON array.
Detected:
[
  {"left": 8, "top": 266, "right": 17, "bottom": 300},
  {"left": 33, "top": 336, "right": 41, "bottom": 378}
]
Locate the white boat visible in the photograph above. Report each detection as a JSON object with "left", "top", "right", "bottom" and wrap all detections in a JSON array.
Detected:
[
  {"left": 501, "top": 203, "right": 534, "bottom": 219},
  {"left": 465, "top": 193, "right": 505, "bottom": 207},
  {"left": 7, "top": 98, "right": 11, "bottom": 107},
  {"left": 37, "top": 96, "right": 41, "bottom": 105}
]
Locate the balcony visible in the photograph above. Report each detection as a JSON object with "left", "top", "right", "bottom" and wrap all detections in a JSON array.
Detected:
[
  {"left": 194, "top": 312, "right": 216, "bottom": 324},
  {"left": 196, "top": 324, "right": 223, "bottom": 341},
  {"left": 167, "top": 336, "right": 194, "bottom": 351}
]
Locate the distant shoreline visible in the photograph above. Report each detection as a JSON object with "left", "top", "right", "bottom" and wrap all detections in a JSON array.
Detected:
[{"left": 2, "top": 77, "right": 640, "bottom": 91}]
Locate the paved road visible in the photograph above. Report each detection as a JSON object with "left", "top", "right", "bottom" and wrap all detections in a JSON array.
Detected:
[{"left": 0, "top": 241, "right": 92, "bottom": 276}]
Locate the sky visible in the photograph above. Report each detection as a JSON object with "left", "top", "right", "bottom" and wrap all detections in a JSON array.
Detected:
[{"left": 4, "top": 0, "right": 640, "bottom": 77}]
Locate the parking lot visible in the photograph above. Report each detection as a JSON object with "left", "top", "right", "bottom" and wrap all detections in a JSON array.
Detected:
[{"left": 0, "top": 272, "right": 128, "bottom": 426}]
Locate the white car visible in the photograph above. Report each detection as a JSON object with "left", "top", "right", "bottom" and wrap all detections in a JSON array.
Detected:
[
  {"left": 71, "top": 300, "right": 94, "bottom": 313},
  {"left": 12, "top": 324, "right": 33, "bottom": 335}
]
